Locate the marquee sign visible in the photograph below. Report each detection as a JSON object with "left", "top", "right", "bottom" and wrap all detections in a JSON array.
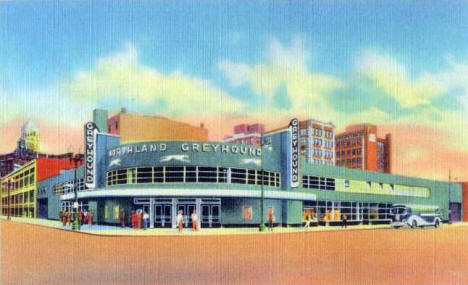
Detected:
[
  {"left": 84, "top": 122, "right": 99, "bottom": 189},
  {"left": 108, "top": 142, "right": 262, "bottom": 158},
  {"left": 289, "top": 118, "right": 299, "bottom": 188}
]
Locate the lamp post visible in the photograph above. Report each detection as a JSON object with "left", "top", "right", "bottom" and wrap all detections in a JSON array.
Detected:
[
  {"left": 69, "top": 153, "right": 82, "bottom": 231},
  {"left": 259, "top": 135, "right": 272, "bottom": 232}
]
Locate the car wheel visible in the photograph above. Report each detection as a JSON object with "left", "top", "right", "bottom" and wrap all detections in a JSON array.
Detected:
[
  {"left": 435, "top": 220, "right": 440, "bottom": 228},
  {"left": 412, "top": 220, "right": 417, "bottom": 228}
]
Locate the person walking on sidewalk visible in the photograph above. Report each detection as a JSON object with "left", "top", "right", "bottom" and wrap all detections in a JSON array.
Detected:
[
  {"left": 177, "top": 210, "right": 184, "bottom": 232},
  {"left": 267, "top": 207, "right": 275, "bottom": 231},
  {"left": 143, "top": 211, "right": 149, "bottom": 230},
  {"left": 191, "top": 210, "right": 199, "bottom": 231},
  {"left": 87, "top": 211, "right": 93, "bottom": 228},
  {"left": 341, "top": 214, "right": 348, "bottom": 229},
  {"left": 304, "top": 213, "right": 311, "bottom": 228},
  {"left": 119, "top": 209, "right": 126, "bottom": 228}
]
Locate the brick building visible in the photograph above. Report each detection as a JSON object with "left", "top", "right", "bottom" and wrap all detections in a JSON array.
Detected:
[
  {"left": 223, "top": 124, "right": 265, "bottom": 146},
  {"left": 298, "top": 119, "right": 335, "bottom": 165},
  {"left": 106, "top": 108, "right": 208, "bottom": 143},
  {"left": 335, "top": 124, "right": 391, "bottom": 173}
]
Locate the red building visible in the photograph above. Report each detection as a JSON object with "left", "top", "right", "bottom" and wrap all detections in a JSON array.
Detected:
[
  {"left": 335, "top": 124, "right": 391, "bottom": 173},
  {"left": 224, "top": 124, "right": 265, "bottom": 146}
]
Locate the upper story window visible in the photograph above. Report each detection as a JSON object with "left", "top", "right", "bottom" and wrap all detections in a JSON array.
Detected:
[{"left": 106, "top": 166, "right": 280, "bottom": 188}]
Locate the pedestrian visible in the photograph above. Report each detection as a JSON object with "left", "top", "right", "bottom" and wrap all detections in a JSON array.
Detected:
[
  {"left": 191, "top": 210, "right": 199, "bottom": 231},
  {"left": 87, "top": 211, "right": 93, "bottom": 227},
  {"left": 130, "top": 210, "right": 135, "bottom": 228},
  {"left": 267, "top": 207, "right": 275, "bottom": 231},
  {"left": 177, "top": 210, "right": 184, "bottom": 232},
  {"left": 342, "top": 214, "right": 348, "bottom": 229},
  {"left": 119, "top": 209, "right": 126, "bottom": 228},
  {"left": 143, "top": 211, "right": 149, "bottom": 230},
  {"left": 78, "top": 210, "right": 84, "bottom": 226},
  {"left": 136, "top": 210, "right": 142, "bottom": 229},
  {"left": 83, "top": 210, "right": 88, "bottom": 225},
  {"left": 67, "top": 211, "right": 72, "bottom": 227},
  {"left": 304, "top": 213, "right": 311, "bottom": 228},
  {"left": 59, "top": 211, "right": 66, "bottom": 227}
]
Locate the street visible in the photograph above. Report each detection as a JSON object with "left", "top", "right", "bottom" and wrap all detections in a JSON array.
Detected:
[{"left": 1, "top": 220, "right": 467, "bottom": 285}]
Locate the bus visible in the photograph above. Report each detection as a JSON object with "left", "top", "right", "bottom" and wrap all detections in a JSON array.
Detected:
[{"left": 389, "top": 204, "right": 442, "bottom": 229}]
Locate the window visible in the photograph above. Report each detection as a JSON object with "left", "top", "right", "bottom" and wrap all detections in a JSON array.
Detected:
[
  {"left": 198, "top": 167, "right": 217, "bottom": 183},
  {"left": 247, "top": 170, "right": 256, "bottom": 185},
  {"left": 153, "top": 167, "right": 164, "bottom": 183},
  {"left": 165, "top": 166, "right": 184, "bottom": 182},
  {"left": 231, "top": 168, "right": 246, "bottom": 184},
  {"left": 218, "top": 167, "right": 228, "bottom": 183},
  {"left": 137, "top": 167, "right": 153, "bottom": 183},
  {"left": 185, "top": 166, "right": 197, "bottom": 182},
  {"left": 127, "top": 168, "right": 137, "bottom": 184},
  {"left": 344, "top": 180, "right": 350, "bottom": 188}
]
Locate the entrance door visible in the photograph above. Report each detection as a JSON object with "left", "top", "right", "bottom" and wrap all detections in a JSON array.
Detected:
[
  {"left": 201, "top": 204, "right": 221, "bottom": 228},
  {"left": 177, "top": 204, "right": 196, "bottom": 228},
  {"left": 155, "top": 204, "right": 172, "bottom": 228}
]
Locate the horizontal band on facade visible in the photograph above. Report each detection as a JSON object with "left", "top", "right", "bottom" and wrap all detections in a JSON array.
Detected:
[{"left": 60, "top": 188, "right": 317, "bottom": 201}]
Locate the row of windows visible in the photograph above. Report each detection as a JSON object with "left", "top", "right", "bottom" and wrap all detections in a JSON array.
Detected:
[
  {"left": 306, "top": 159, "right": 334, "bottom": 166},
  {"left": 1, "top": 167, "right": 35, "bottom": 193},
  {"left": 1, "top": 207, "right": 35, "bottom": 218},
  {"left": 336, "top": 158, "right": 363, "bottom": 166},
  {"left": 336, "top": 149, "right": 362, "bottom": 157},
  {"left": 335, "top": 139, "right": 362, "bottom": 148},
  {"left": 303, "top": 176, "right": 336, "bottom": 191},
  {"left": 303, "top": 201, "right": 393, "bottom": 221},
  {"left": 53, "top": 179, "right": 85, "bottom": 195},
  {"left": 107, "top": 166, "right": 281, "bottom": 187},
  {"left": 1, "top": 190, "right": 35, "bottom": 205}
]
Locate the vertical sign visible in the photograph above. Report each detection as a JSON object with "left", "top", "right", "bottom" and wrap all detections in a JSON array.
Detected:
[
  {"left": 289, "top": 118, "right": 299, "bottom": 188},
  {"left": 84, "top": 122, "right": 99, "bottom": 189}
]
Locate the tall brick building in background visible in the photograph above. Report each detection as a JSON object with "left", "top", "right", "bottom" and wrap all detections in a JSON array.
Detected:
[
  {"left": 335, "top": 123, "right": 391, "bottom": 173},
  {"left": 223, "top": 124, "right": 265, "bottom": 146},
  {"left": 298, "top": 119, "right": 335, "bottom": 165}
]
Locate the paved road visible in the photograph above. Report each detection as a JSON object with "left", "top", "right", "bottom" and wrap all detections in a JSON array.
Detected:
[{"left": 1, "top": 220, "right": 467, "bottom": 285}]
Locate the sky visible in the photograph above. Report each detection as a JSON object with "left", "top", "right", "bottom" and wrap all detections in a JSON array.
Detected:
[{"left": 1, "top": 1, "right": 468, "bottom": 181}]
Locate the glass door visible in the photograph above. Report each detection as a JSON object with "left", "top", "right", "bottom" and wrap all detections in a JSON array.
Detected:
[{"left": 155, "top": 204, "right": 172, "bottom": 228}]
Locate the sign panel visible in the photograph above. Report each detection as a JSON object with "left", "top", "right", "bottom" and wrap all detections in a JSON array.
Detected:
[
  {"left": 84, "top": 122, "right": 99, "bottom": 189},
  {"left": 289, "top": 118, "right": 299, "bottom": 188}
]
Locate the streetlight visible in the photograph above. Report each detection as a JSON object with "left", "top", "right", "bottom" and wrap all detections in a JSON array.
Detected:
[
  {"left": 259, "top": 134, "right": 272, "bottom": 232},
  {"left": 69, "top": 153, "right": 82, "bottom": 231}
]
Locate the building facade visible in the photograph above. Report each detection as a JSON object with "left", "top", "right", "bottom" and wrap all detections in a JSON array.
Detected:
[
  {"left": 223, "top": 124, "right": 265, "bottom": 146},
  {"left": 107, "top": 108, "right": 208, "bottom": 143},
  {"left": 2, "top": 110, "right": 461, "bottom": 229},
  {"left": 298, "top": 119, "right": 335, "bottom": 165},
  {"left": 335, "top": 124, "right": 391, "bottom": 173},
  {"left": 1, "top": 158, "right": 78, "bottom": 218}
]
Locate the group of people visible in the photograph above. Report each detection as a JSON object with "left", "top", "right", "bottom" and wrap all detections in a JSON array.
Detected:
[
  {"left": 303, "top": 211, "right": 348, "bottom": 228},
  {"left": 176, "top": 209, "right": 199, "bottom": 232},
  {"left": 59, "top": 209, "right": 93, "bottom": 228},
  {"left": 128, "top": 209, "right": 150, "bottom": 230}
]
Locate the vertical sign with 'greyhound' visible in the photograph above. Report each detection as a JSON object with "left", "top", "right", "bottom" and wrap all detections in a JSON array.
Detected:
[
  {"left": 84, "top": 122, "right": 99, "bottom": 189},
  {"left": 289, "top": 118, "right": 299, "bottom": 188}
]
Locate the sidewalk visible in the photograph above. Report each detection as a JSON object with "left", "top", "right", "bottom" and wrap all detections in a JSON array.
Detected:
[{"left": 2, "top": 216, "right": 466, "bottom": 236}]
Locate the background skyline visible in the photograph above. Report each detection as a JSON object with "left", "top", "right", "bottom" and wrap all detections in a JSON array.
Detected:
[{"left": 1, "top": 1, "right": 468, "bottom": 181}]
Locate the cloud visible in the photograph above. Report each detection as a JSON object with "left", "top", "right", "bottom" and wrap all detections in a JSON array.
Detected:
[
  {"left": 356, "top": 50, "right": 444, "bottom": 108},
  {"left": 64, "top": 42, "right": 245, "bottom": 116},
  {"left": 218, "top": 60, "right": 250, "bottom": 87},
  {"left": 218, "top": 36, "right": 343, "bottom": 122}
]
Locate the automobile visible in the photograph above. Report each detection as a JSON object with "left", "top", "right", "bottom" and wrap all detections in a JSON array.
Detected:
[{"left": 389, "top": 204, "right": 442, "bottom": 229}]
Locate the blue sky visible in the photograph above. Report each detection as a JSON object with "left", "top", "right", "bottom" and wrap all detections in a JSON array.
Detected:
[{"left": 1, "top": 1, "right": 468, "bottom": 179}]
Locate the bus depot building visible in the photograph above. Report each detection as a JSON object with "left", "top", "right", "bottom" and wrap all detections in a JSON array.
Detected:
[{"left": 2, "top": 111, "right": 463, "bottom": 228}]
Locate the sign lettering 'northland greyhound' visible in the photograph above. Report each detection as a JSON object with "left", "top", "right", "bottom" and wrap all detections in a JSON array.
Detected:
[
  {"left": 84, "top": 122, "right": 99, "bottom": 189},
  {"left": 290, "top": 118, "right": 299, "bottom": 188}
]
